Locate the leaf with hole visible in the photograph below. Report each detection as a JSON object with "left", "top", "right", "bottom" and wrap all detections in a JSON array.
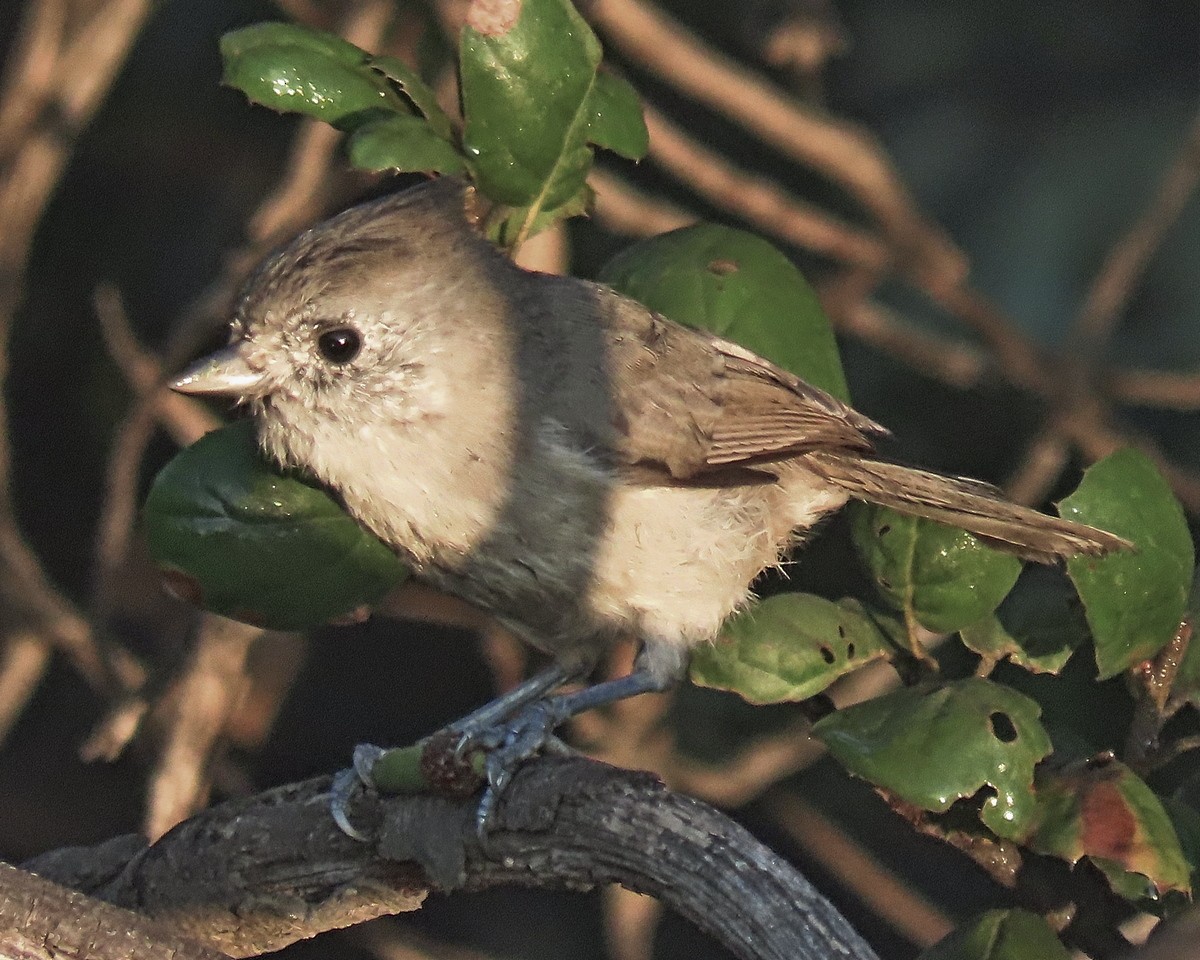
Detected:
[
  {"left": 142, "top": 421, "right": 408, "bottom": 630},
  {"left": 919, "top": 910, "right": 1071, "bottom": 960},
  {"left": 851, "top": 504, "right": 1023, "bottom": 635},
  {"left": 814, "top": 678, "right": 1051, "bottom": 838},
  {"left": 599, "top": 224, "right": 848, "bottom": 399},
  {"left": 690, "top": 594, "right": 891, "bottom": 704},
  {"left": 1058, "top": 449, "right": 1194, "bottom": 679}
]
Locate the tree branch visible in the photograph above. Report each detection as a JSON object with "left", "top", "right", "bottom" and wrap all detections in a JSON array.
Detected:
[{"left": 25, "top": 757, "right": 880, "bottom": 960}]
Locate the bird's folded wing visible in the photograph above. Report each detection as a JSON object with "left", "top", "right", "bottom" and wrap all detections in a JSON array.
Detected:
[{"left": 604, "top": 308, "right": 887, "bottom": 479}]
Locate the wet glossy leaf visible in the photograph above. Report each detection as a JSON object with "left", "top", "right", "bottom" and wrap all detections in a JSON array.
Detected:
[
  {"left": 460, "top": 0, "right": 645, "bottom": 223},
  {"left": 851, "top": 505, "right": 1023, "bottom": 635},
  {"left": 814, "top": 678, "right": 1051, "bottom": 838},
  {"left": 690, "top": 594, "right": 891, "bottom": 704},
  {"left": 220, "top": 23, "right": 403, "bottom": 129},
  {"left": 587, "top": 72, "right": 648, "bottom": 159},
  {"left": 369, "top": 54, "right": 453, "bottom": 139},
  {"left": 919, "top": 910, "right": 1071, "bottom": 960},
  {"left": 960, "top": 567, "right": 1088, "bottom": 674},
  {"left": 143, "top": 421, "right": 408, "bottom": 630},
  {"left": 1058, "top": 450, "right": 1194, "bottom": 679},
  {"left": 347, "top": 115, "right": 466, "bottom": 174},
  {"left": 490, "top": 183, "right": 593, "bottom": 249},
  {"left": 1021, "top": 758, "right": 1189, "bottom": 895},
  {"left": 599, "top": 225, "right": 849, "bottom": 400}
]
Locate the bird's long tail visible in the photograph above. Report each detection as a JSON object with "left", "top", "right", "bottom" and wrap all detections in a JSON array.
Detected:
[{"left": 805, "top": 452, "right": 1131, "bottom": 563}]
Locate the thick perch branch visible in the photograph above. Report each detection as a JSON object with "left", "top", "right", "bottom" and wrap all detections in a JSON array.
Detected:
[{"left": 23, "top": 757, "right": 880, "bottom": 960}]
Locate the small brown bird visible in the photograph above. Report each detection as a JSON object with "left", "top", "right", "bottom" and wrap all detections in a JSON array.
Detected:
[{"left": 173, "top": 177, "right": 1127, "bottom": 821}]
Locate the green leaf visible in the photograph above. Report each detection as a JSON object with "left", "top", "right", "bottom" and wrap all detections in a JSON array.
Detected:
[
  {"left": 690, "top": 594, "right": 891, "bottom": 704},
  {"left": 347, "top": 115, "right": 466, "bottom": 174},
  {"left": 1021, "top": 758, "right": 1189, "bottom": 896},
  {"left": 369, "top": 54, "right": 453, "bottom": 139},
  {"left": 459, "top": 0, "right": 645, "bottom": 237},
  {"left": 1058, "top": 449, "right": 1194, "bottom": 679},
  {"left": 587, "top": 72, "right": 648, "bottom": 159},
  {"left": 960, "top": 567, "right": 1088, "bottom": 675},
  {"left": 814, "top": 678, "right": 1052, "bottom": 838},
  {"left": 851, "top": 504, "right": 1023, "bottom": 635},
  {"left": 220, "top": 22, "right": 405, "bottom": 129},
  {"left": 1164, "top": 796, "right": 1200, "bottom": 895},
  {"left": 919, "top": 910, "right": 1071, "bottom": 960},
  {"left": 599, "top": 224, "right": 849, "bottom": 400},
  {"left": 143, "top": 421, "right": 408, "bottom": 630}
]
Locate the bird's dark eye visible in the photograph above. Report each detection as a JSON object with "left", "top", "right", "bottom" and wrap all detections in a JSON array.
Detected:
[{"left": 317, "top": 327, "right": 362, "bottom": 364}]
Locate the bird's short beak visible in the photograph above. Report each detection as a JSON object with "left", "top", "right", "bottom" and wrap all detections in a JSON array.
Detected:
[{"left": 171, "top": 343, "right": 268, "bottom": 397}]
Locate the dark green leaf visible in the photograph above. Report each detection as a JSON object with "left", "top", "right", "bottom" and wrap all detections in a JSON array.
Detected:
[
  {"left": 143, "top": 421, "right": 408, "bottom": 630},
  {"left": 1021, "top": 758, "right": 1189, "bottom": 896},
  {"left": 588, "top": 72, "right": 648, "bottom": 159},
  {"left": 919, "top": 910, "right": 1071, "bottom": 960},
  {"left": 220, "top": 22, "right": 405, "bottom": 129},
  {"left": 814, "top": 678, "right": 1051, "bottom": 838},
  {"left": 347, "top": 115, "right": 466, "bottom": 174},
  {"left": 851, "top": 504, "right": 1023, "bottom": 635},
  {"left": 369, "top": 54, "right": 453, "bottom": 139},
  {"left": 690, "top": 594, "right": 891, "bottom": 704},
  {"left": 1058, "top": 450, "right": 1194, "bottom": 679},
  {"left": 599, "top": 224, "right": 849, "bottom": 400}
]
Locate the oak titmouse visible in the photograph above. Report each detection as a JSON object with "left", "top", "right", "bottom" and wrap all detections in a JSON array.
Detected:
[{"left": 172, "top": 177, "right": 1127, "bottom": 809}]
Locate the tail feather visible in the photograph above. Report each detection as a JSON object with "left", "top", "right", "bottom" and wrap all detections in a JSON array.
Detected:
[{"left": 806, "top": 453, "right": 1131, "bottom": 563}]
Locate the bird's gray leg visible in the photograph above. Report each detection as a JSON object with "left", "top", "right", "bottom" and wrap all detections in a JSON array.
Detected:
[
  {"left": 330, "top": 661, "right": 583, "bottom": 840},
  {"left": 444, "top": 660, "right": 584, "bottom": 754},
  {"left": 474, "top": 648, "right": 685, "bottom": 835}
]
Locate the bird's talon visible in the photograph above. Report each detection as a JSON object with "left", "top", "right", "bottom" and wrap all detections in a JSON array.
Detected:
[{"left": 330, "top": 767, "right": 372, "bottom": 842}]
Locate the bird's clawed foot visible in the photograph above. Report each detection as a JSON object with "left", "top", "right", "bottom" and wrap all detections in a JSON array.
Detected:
[{"left": 330, "top": 743, "right": 387, "bottom": 841}]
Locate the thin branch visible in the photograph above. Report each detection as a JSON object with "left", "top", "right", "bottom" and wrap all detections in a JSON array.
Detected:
[
  {"left": 764, "top": 789, "right": 954, "bottom": 949},
  {"left": 1072, "top": 112, "right": 1200, "bottom": 359},
  {"left": 143, "top": 617, "right": 266, "bottom": 840},
  {"left": 0, "top": 629, "right": 51, "bottom": 749},
  {"left": 1003, "top": 425, "right": 1073, "bottom": 507},
  {"left": 643, "top": 105, "right": 891, "bottom": 271},
  {"left": 589, "top": 168, "right": 698, "bottom": 237},
  {"left": 583, "top": 0, "right": 966, "bottom": 289},
  {"left": 1108, "top": 367, "right": 1200, "bottom": 411}
]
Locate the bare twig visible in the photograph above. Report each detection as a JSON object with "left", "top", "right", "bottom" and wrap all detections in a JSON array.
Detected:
[
  {"left": 0, "top": 629, "right": 52, "bottom": 749},
  {"left": 643, "top": 106, "right": 891, "bottom": 271},
  {"left": 1073, "top": 113, "right": 1200, "bottom": 360},
  {"left": 764, "top": 790, "right": 954, "bottom": 949},
  {"left": 0, "top": 0, "right": 154, "bottom": 699},
  {"left": 583, "top": 0, "right": 966, "bottom": 289},
  {"left": 589, "top": 168, "right": 698, "bottom": 237},
  {"left": 1108, "top": 368, "right": 1200, "bottom": 411},
  {"left": 144, "top": 617, "right": 266, "bottom": 840}
]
